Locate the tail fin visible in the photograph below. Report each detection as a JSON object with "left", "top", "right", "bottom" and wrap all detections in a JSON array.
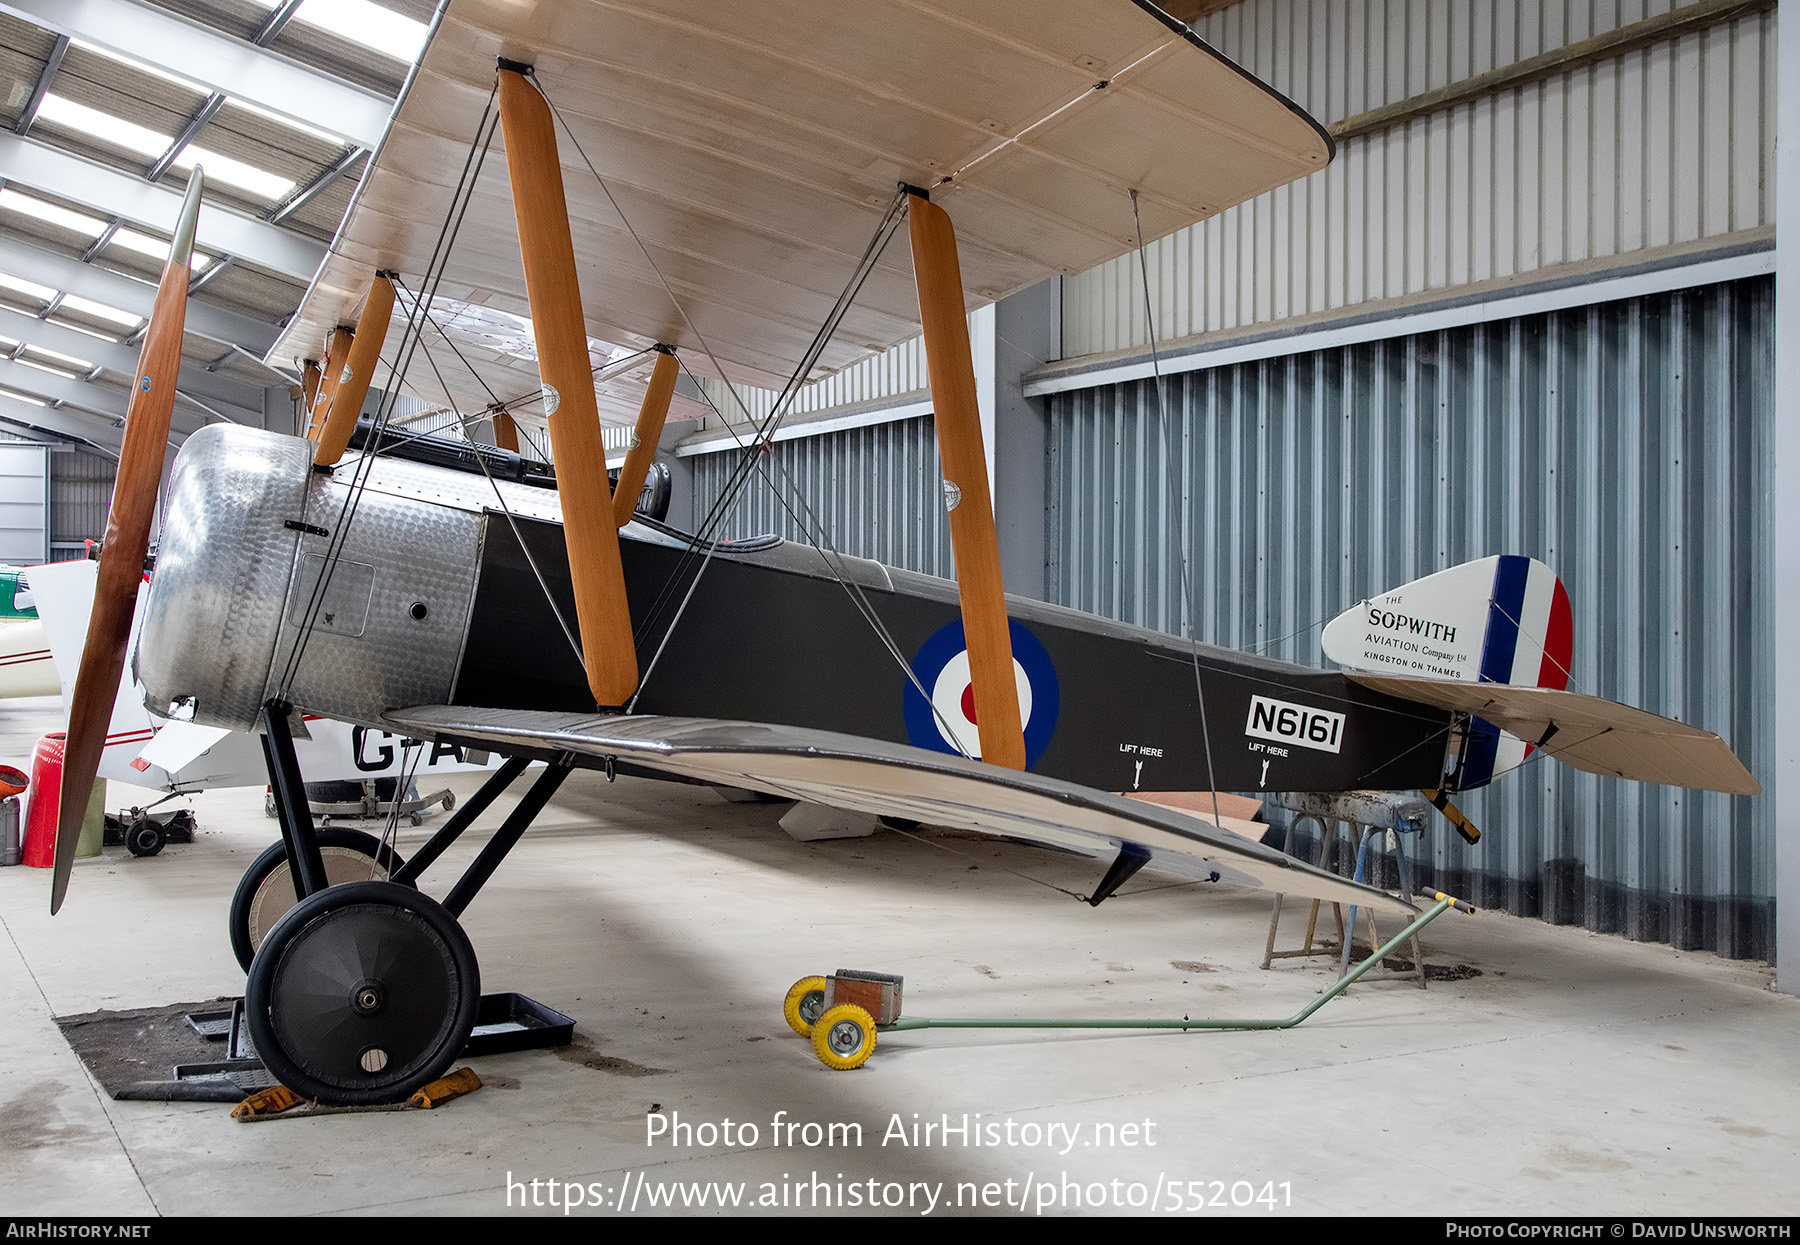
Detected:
[{"left": 1321, "top": 555, "right": 1573, "bottom": 788}]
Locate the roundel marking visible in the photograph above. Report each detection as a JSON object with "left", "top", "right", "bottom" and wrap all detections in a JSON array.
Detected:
[
  {"left": 139, "top": 375, "right": 153, "bottom": 393},
  {"left": 903, "top": 620, "right": 1059, "bottom": 768}
]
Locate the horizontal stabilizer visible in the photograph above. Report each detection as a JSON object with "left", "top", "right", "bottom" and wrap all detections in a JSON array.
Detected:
[
  {"left": 387, "top": 707, "right": 1415, "bottom": 916},
  {"left": 1344, "top": 674, "right": 1759, "bottom": 796}
]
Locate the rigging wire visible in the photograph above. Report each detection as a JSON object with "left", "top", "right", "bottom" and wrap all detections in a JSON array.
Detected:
[
  {"left": 531, "top": 68, "right": 915, "bottom": 660},
  {"left": 387, "top": 276, "right": 590, "bottom": 675},
  {"left": 276, "top": 84, "right": 500, "bottom": 698},
  {"left": 886, "top": 825, "right": 1087, "bottom": 902},
  {"left": 1132, "top": 189, "right": 1224, "bottom": 829},
  {"left": 669, "top": 353, "right": 976, "bottom": 760}
]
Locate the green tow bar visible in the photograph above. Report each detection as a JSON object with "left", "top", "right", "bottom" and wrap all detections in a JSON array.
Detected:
[{"left": 882, "top": 893, "right": 1469, "bottom": 1037}]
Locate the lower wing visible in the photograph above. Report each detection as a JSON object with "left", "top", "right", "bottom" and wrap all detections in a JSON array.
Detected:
[{"left": 386, "top": 707, "right": 1416, "bottom": 916}]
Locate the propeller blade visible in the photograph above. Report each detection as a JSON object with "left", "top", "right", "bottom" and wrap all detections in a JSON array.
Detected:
[{"left": 50, "top": 171, "right": 204, "bottom": 914}]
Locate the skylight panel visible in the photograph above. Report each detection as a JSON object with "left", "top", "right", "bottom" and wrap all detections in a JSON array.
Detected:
[
  {"left": 0, "top": 189, "right": 107, "bottom": 239},
  {"left": 0, "top": 273, "right": 59, "bottom": 304},
  {"left": 283, "top": 0, "right": 431, "bottom": 63},
  {"left": 37, "top": 94, "right": 172, "bottom": 162},
  {"left": 36, "top": 96, "right": 295, "bottom": 201},
  {"left": 230, "top": 98, "right": 351, "bottom": 150},
  {"left": 171, "top": 148, "right": 296, "bottom": 202},
  {"left": 59, "top": 295, "right": 143, "bottom": 329},
  {"left": 43, "top": 321, "right": 122, "bottom": 345},
  {"left": 14, "top": 356, "right": 79, "bottom": 380},
  {"left": 70, "top": 39, "right": 208, "bottom": 96},
  {"left": 111, "top": 228, "right": 215, "bottom": 272},
  {"left": 25, "top": 346, "right": 95, "bottom": 372}
]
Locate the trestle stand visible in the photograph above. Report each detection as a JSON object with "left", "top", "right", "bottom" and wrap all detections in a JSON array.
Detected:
[{"left": 1263, "top": 814, "right": 1430, "bottom": 989}]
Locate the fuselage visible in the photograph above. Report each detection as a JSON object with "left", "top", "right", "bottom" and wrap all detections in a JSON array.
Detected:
[{"left": 139, "top": 425, "right": 1452, "bottom": 795}]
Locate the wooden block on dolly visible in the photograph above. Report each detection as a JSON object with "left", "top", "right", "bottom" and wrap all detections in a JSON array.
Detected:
[{"left": 826, "top": 969, "right": 904, "bottom": 1025}]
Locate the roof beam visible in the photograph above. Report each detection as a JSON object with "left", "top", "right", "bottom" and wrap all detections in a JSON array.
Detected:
[
  {"left": 12, "top": 32, "right": 67, "bottom": 136},
  {"left": 253, "top": 0, "right": 306, "bottom": 47},
  {"left": 0, "top": 360, "right": 208, "bottom": 437},
  {"left": 0, "top": 133, "right": 327, "bottom": 280},
  {"left": 0, "top": 0, "right": 393, "bottom": 149},
  {"left": 0, "top": 395, "right": 123, "bottom": 452},
  {"left": 268, "top": 146, "right": 365, "bottom": 224},
  {"left": 148, "top": 93, "right": 226, "bottom": 182},
  {"left": 0, "top": 310, "right": 267, "bottom": 417},
  {"left": 0, "top": 236, "right": 280, "bottom": 353}
]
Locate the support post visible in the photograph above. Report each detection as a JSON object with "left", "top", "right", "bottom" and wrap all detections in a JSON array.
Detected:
[
  {"left": 1777, "top": 0, "right": 1800, "bottom": 991},
  {"left": 908, "top": 190, "right": 1025, "bottom": 770},
  {"left": 314, "top": 273, "right": 395, "bottom": 466},
  {"left": 612, "top": 347, "right": 678, "bottom": 527},
  {"left": 307, "top": 327, "right": 352, "bottom": 440},
  {"left": 497, "top": 62, "right": 638, "bottom": 708}
]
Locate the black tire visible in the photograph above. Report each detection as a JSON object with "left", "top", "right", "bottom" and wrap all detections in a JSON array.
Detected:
[
  {"left": 125, "top": 817, "right": 165, "bottom": 857},
  {"left": 246, "top": 880, "right": 479, "bottom": 1106},
  {"left": 304, "top": 778, "right": 403, "bottom": 803},
  {"left": 228, "top": 828, "right": 409, "bottom": 971}
]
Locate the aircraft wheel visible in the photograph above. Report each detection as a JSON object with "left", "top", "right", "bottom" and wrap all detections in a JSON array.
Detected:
[
  {"left": 783, "top": 975, "right": 828, "bottom": 1037},
  {"left": 811, "top": 1004, "right": 877, "bottom": 1071},
  {"left": 125, "top": 816, "right": 165, "bottom": 857},
  {"left": 245, "top": 880, "right": 478, "bottom": 1106},
  {"left": 229, "top": 829, "right": 409, "bottom": 971}
]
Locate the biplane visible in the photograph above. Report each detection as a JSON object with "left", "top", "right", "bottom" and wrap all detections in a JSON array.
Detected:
[{"left": 46, "top": 0, "right": 1756, "bottom": 1105}]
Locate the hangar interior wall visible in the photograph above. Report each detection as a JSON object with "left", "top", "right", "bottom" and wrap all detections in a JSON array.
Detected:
[
  {"left": 1049, "top": 275, "right": 1773, "bottom": 960},
  {"left": 691, "top": 274, "right": 1774, "bottom": 960},
  {"left": 683, "top": 2, "right": 1778, "bottom": 961},
  {"left": 1067, "top": 0, "right": 1775, "bottom": 358}
]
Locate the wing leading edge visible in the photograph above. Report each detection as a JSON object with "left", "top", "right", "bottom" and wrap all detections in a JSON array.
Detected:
[{"left": 385, "top": 707, "right": 1415, "bottom": 917}]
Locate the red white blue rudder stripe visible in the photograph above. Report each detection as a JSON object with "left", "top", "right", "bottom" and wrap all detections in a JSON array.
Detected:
[{"left": 1320, "top": 555, "right": 1572, "bottom": 789}]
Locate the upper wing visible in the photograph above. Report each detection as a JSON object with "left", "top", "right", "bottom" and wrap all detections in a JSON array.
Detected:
[
  {"left": 276, "top": 0, "right": 1332, "bottom": 420},
  {"left": 386, "top": 706, "right": 1415, "bottom": 916},
  {"left": 1344, "top": 674, "right": 1760, "bottom": 796}
]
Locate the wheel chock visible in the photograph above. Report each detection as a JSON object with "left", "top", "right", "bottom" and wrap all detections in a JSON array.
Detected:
[
  {"left": 232, "top": 1085, "right": 304, "bottom": 1120},
  {"left": 410, "top": 1066, "right": 483, "bottom": 1108}
]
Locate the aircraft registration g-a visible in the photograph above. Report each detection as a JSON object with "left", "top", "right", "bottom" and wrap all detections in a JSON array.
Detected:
[{"left": 48, "top": 1, "right": 1757, "bottom": 1104}]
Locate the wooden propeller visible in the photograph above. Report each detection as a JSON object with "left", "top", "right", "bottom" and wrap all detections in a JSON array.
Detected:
[{"left": 51, "top": 172, "right": 205, "bottom": 914}]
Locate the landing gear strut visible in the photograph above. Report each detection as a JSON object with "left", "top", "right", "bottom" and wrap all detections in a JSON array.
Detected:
[{"left": 242, "top": 700, "right": 559, "bottom": 1104}]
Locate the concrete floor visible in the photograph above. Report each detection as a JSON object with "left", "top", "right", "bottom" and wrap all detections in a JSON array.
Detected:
[{"left": 0, "top": 695, "right": 1795, "bottom": 1217}]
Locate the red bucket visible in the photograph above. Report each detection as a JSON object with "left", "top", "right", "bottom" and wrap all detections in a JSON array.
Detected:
[
  {"left": 0, "top": 764, "right": 25, "bottom": 799},
  {"left": 21, "top": 732, "right": 64, "bottom": 869}
]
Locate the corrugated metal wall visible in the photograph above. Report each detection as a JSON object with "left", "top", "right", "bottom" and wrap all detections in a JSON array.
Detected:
[
  {"left": 50, "top": 448, "right": 112, "bottom": 556},
  {"left": 1063, "top": 0, "right": 1775, "bottom": 357},
  {"left": 689, "top": 415, "right": 951, "bottom": 579},
  {"left": 1047, "top": 275, "right": 1773, "bottom": 958}
]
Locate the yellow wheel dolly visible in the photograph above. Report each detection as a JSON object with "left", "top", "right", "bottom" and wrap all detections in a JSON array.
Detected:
[{"left": 786, "top": 893, "right": 1472, "bottom": 1071}]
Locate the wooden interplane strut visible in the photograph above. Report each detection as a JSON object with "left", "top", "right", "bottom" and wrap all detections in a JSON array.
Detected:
[
  {"left": 612, "top": 348, "right": 678, "bottom": 528},
  {"left": 496, "top": 63, "right": 638, "bottom": 708},
  {"left": 314, "top": 274, "right": 395, "bottom": 467},
  {"left": 492, "top": 411, "right": 520, "bottom": 453},
  {"left": 307, "top": 327, "right": 352, "bottom": 440},
  {"left": 907, "top": 192, "right": 1025, "bottom": 770}
]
